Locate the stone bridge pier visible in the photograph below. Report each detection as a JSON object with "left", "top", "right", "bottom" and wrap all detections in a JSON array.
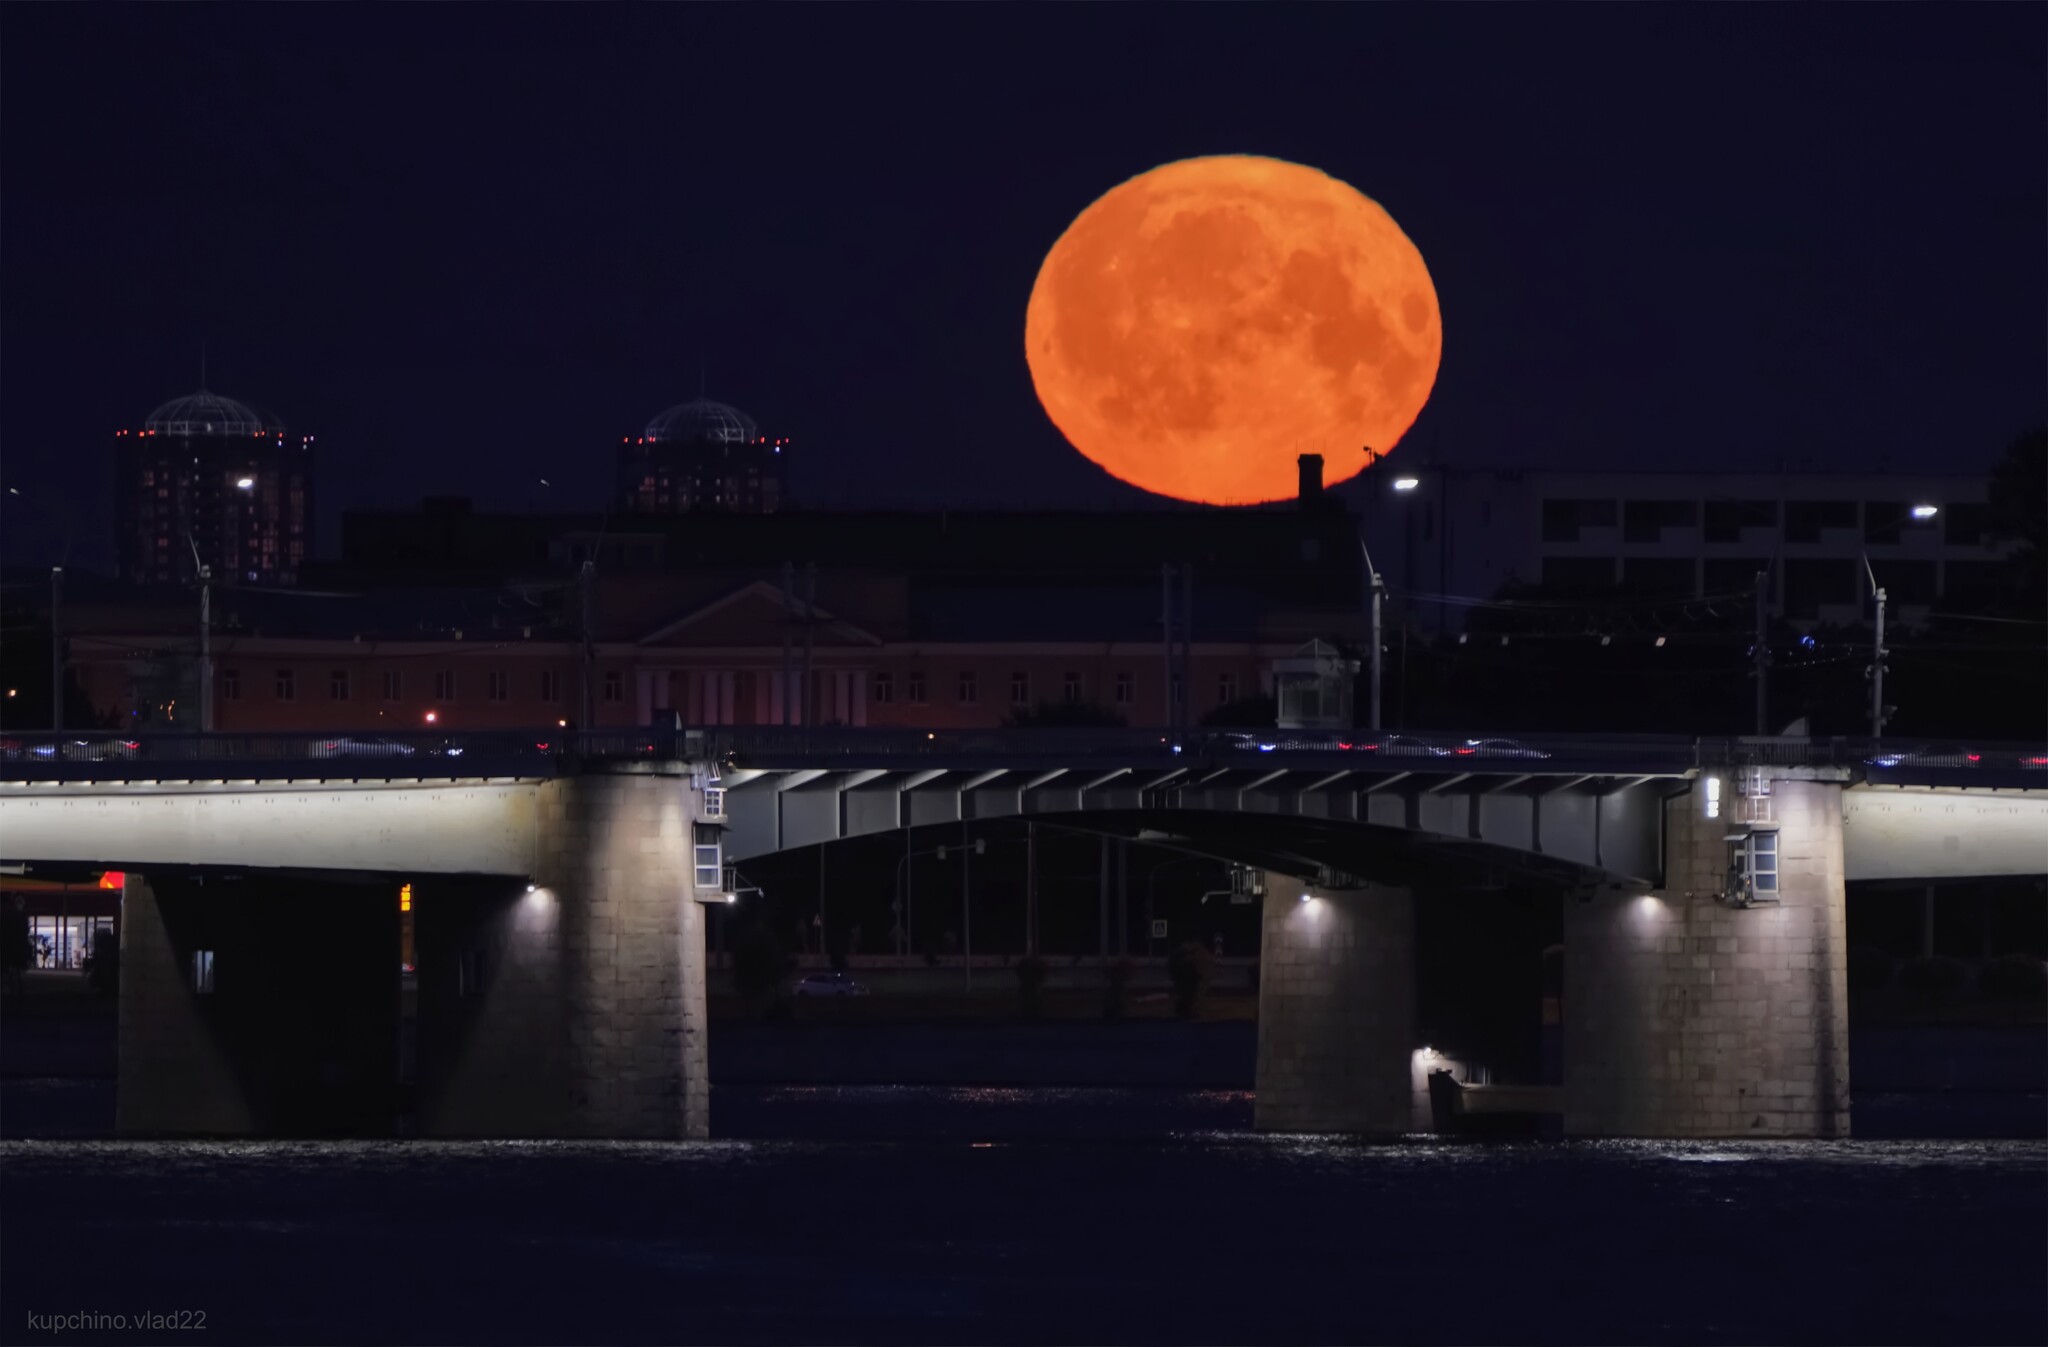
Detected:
[
  {"left": 116, "top": 766, "right": 712, "bottom": 1139},
  {"left": 1253, "top": 876, "right": 1416, "bottom": 1135},
  {"left": 1564, "top": 775, "right": 1851, "bottom": 1138},
  {"left": 416, "top": 769, "right": 709, "bottom": 1139},
  {"left": 1250, "top": 773, "right": 1857, "bottom": 1139}
]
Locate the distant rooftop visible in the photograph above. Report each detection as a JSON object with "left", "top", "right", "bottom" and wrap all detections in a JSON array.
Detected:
[
  {"left": 643, "top": 397, "right": 757, "bottom": 445},
  {"left": 142, "top": 390, "right": 284, "bottom": 438}
]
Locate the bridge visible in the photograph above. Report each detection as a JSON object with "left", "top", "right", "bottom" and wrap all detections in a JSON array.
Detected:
[
  {"left": 4, "top": 727, "right": 2040, "bottom": 885},
  {"left": 3, "top": 727, "right": 2042, "bottom": 1142}
]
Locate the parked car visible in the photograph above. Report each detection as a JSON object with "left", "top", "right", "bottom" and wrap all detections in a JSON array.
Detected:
[{"left": 792, "top": 971, "right": 869, "bottom": 998}]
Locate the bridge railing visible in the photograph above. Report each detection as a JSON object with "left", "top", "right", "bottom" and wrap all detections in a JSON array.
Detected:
[
  {"left": 0, "top": 729, "right": 600, "bottom": 771},
  {"left": 4, "top": 726, "right": 2041, "bottom": 779}
]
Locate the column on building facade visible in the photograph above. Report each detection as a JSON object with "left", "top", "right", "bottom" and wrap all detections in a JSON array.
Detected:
[
  {"left": 635, "top": 669, "right": 657, "bottom": 726},
  {"left": 1564, "top": 777, "right": 1851, "bottom": 1138},
  {"left": 1254, "top": 876, "right": 1417, "bottom": 1134},
  {"left": 415, "top": 766, "right": 709, "bottom": 1139}
]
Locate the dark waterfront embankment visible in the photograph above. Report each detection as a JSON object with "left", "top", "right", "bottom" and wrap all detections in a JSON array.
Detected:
[
  {"left": 711, "top": 1019, "right": 1257, "bottom": 1088},
  {"left": 2, "top": 995, "right": 2042, "bottom": 1139}
]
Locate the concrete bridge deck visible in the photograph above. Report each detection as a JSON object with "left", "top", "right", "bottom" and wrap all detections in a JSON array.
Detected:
[{"left": 4, "top": 728, "right": 2040, "bottom": 886}]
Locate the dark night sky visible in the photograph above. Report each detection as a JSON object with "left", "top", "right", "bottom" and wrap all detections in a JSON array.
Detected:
[{"left": 3, "top": 5, "right": 2042, "bottom": 569}]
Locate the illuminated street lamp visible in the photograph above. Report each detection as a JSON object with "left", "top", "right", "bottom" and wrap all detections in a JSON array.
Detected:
[
  {"left": 235, "top": 477, "right": 255, "bottom": 490},
  {"left": 1392, "top": 476, "right": 1421, "bottom": 492},
  {"left": 1860, "top": 505, "right": 1941, "bottom": 741}
]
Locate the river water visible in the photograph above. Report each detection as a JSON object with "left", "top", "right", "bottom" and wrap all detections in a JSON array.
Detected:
[{"left": 3, "top": 1086, "right": 2044, "bottom": 1345}]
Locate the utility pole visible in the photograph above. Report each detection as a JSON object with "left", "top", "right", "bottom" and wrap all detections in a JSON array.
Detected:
[
  {"left": 1098, "top": 835, "right": 1110, "bottom": 963},
  {"left": 182, "top": 532, "right": 215, "bottom": 733},
  {"left": 1179, "top": 562, "right": 1193, "bottom": 738},
  {"left": 196, "top": 565, "right": 213, "bottom": 733},
  {"left": 50, "top": 566, "right": 64, "bottom": 732},
  {"left": 1116, "top": 839, "right": 1128, "bottom": 956},
  {"left": 1397, "top": 624, "right": 1408, "bottom": 728},
  {"left": 961, "top": 821, "right": 971, "bottom": 994},
  {"left": 1025, "top": 821, "right": 1038, "bottom": 957},
  {"left": 780, "top": 562, "right": 796, "bottom": 725},
  {"left": 801, "top": 563, "right": 818, "bottom": 726},
  {"left": 1753, "top": 569, "right": 1770, "bottom": 736},
  {"left": 1160, "top": 563, "right": 1176, "bottom": 739},
  {"left": 1864, "top": 555, "right": 1888, "bottom": 741},
  {"left": 579, "top": 559, "right": 596, "bottom": 730},
  {"left": 938, "top": 827, "right": 985, "bottom": 993},
  {"left": 1360, "top": 538, "right": 1384, "bottom": 732}
]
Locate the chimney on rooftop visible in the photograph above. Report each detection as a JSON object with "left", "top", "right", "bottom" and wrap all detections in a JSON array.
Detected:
[{"left": 1296, "top": 454, "right": 1324, "bottom": 510}]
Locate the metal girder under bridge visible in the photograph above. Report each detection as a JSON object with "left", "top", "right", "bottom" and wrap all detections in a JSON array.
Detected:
[{"left": 720, "top": 763, "right": 1675, "bottom": 890}]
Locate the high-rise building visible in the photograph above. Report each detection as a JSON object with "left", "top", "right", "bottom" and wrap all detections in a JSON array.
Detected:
[
  {"left": 617, "top": 396, "right": 786, "bottom": 514},
  {"left": 116, "top": 390, "right": 313, "bottom": 587}
]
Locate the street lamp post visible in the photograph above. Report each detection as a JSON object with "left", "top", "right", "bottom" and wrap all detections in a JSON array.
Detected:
[
  {"left": 1025, "top": 820, "right": 1037, "bottom": 957},
  {"left": 937, "top": 827, "right": 987, "bottom": 994},
  {"left": 50, "top": 566, "right": 64, "bottom": 732},
  {"left": 183, "top": 532, "right": 215, "bottom": 734},
  {"left": 196, "top": 564, "right": 214, "bottom": 733},
  {"left": 893, "top": 838, "right": 927, "bottom": 958},
  {"left": 1388, "top": 471, "right": 1424, "bottom": 727},
  {"left": 894, "top": 836, "right": 982, "bottom": 960},
  {"left": 1358, "top": 536, "right": 1384, "bottom": 732},
  {"left": 1859, "top": 503, "right": 1937, "bottom": 743},
  {"left": 1160, "top": 563, "right": 1177, "bottom": 741},
  {"left": 1863, "top": 554, "right": 1888, "bottom": 742},
  {"left": 1753, "top": 568, "right": 1771, "bottom": 736},
  {"left": 7, "top": 486, "right": 74, "bottom": 731}
]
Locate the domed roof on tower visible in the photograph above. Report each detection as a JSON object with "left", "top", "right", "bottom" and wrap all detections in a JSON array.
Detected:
[
  {"left": 144, "top": 390, "right": 284, "bottom": 438},
  {"left": 643, "top": 397, "right": 757, "bottom": 445}
]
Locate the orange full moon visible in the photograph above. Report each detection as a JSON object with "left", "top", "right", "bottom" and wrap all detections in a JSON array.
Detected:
[{"left": 1025, "top": 155, "right": 1441, "bottom": 505}]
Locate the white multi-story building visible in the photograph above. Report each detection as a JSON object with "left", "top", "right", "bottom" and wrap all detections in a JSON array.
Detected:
[{"left": 1356, "top": 465, "right": 2007, "bottom": 630}]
